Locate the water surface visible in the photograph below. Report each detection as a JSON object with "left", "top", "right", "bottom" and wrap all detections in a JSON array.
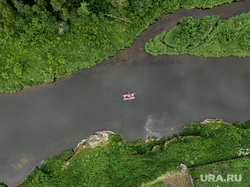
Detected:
[{"left": 0, "top": 1, "right": 249, "bottom": 185}]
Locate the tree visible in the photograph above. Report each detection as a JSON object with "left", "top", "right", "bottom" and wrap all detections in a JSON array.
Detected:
[
  {"left": 12, "top": 0, "right": 33, "bottom": 16},
  {"left": 1, "top": 4, "right": 17, "bottom": 24},
  {"left": 50, "top": 0, "right": 66, "bottom": 12},
  {"left": 77, "top": 1, "right": 91, "bottom": 16},
  {"left": 61, "top": 7, "right": 70, "bottom": 21},
  {"left": 130, "top": 0, "right": 153, "bottom": 17}
]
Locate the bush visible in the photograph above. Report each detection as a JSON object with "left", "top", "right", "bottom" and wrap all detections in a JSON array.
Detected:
[
  {"left": 180, "top": 122, "right": 203, "bottom": 136},
  {"left": 233, "top": 121, "right": 250, "bottom": 129},
  {"left": 0, "top": 182, "right": 7, "bottom": 187},
  {"left": 21, "top": 167, "right": 49, "bottom": 186},
  {"left": 40, "top": 149, "right": 74, "bottom": 174},
  {"left": 109, "top": 134, "right": 123, "bottom": 144}
]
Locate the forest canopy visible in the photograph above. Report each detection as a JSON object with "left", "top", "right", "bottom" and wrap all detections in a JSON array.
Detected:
[
  {"left": 145, "top": 12, "right": 250, "bottom": 57},
  {"left": 0, "top": 0, "right": 242, "bottom": 93}
]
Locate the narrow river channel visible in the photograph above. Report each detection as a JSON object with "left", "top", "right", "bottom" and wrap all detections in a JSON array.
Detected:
[{"left": 0, "top": 1, "right": 249, "bottom": 185}]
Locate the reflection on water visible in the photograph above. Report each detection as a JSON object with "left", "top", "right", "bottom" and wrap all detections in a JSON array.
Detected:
[
  {"left": 11, "top": 153, "right": 33, "bottom": 171},
  {"left": 145, "top": 113, "right": 175, "bottom": 138},
  {"left": 0, "top": 1, "right": 250, "bottom": 185}
]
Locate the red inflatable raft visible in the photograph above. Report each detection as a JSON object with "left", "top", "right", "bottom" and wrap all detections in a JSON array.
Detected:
[{"left": 123, "top": 92, "right": 135, "bottom": 101}]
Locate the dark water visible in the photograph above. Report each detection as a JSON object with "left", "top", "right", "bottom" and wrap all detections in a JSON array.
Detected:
[{"left": 0, "top": 1, "right": 250, "bottom": 185}]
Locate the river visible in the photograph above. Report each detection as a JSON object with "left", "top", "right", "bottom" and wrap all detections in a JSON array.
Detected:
[{"left": 0, "top": 1, "right": 249, "bottom": 185}]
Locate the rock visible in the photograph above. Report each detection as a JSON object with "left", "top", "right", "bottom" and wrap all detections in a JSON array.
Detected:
[
  {"left": 152, "top": 145, "right": 161, "bottom": 152},
  {"left": 63, "top": 130, "right": 114, "bottom": 169},
  {"left": 77, "top": 130, "right": 114, "bottom": 149},
  {"left": 180, "top": 163, "right": 187, "bottom": 173},
  {"left": 201, "top": 118, "right": 229, "bottom": 124}
]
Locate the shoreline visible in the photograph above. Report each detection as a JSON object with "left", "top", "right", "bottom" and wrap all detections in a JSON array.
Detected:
[
  {"left": 0, "top": 2, "right": 250, "bottom": 186},
  {"left": 0, "top": 1, "right": 248, "bottom": 93},
  {"left": 7, "top": 118, "right": 249, "bottom": 186}
]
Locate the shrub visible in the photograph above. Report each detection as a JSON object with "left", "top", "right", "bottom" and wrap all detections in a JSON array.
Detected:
[
  {"left": 109, "top": 133, "right": 123, "bottom": 144},
  {"left": 180, "top": 122, "right": 203, "bottom": 136},
  {"left": 233, "top": 121, "right": 250, "bottom": 129}
]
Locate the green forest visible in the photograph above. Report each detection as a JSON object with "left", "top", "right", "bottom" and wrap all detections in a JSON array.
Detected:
[
  {"left": 145, "top": 12, "right": 250, "bottom": 57},
  {"left": 0, "top": 0, "right": 241, "bottom": 93},
  {"left": 5, "top": 119, "right": 248, "bottom": 186}
]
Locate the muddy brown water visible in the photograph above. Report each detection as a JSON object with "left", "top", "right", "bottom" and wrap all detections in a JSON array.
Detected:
[{"left": 0, "top": 1, "right": 249, "bottom": 185}]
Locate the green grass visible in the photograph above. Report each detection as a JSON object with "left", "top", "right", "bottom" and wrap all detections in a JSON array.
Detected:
[
  {"left": 151, "top": 181, "right": 165, "bottom": 187},
  {"left": 190, "top": 158, "right": 250, "bottom": 186}
]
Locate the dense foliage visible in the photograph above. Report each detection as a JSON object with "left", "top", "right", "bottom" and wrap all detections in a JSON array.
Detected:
[
  {"left": 181, "top": 0, "right": 240, "bottom": 9},
  {"left": 190, "top": 157, "right": 250, "bottom": 186},
  {"left": 0, "top": 182, "right": 7, "bottom": 187},
  {"left": 0, "top": 0, "right": 240, "bottom": 93},
  {"left": 16, "top": 120, "right": 250, "bottom": 186},
  {"left": 145, "top": 12, "right": 250, "bottom": 57}
]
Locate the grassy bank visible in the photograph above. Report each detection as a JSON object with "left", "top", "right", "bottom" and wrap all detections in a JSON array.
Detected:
[
  {"left": 190, "top": 157, "right": 249, "bottom": 186},
  {"left": 0, "top": 0, "right": 241, "bottom": 93},
  {"left": 145, "top": 11, "right": 250, "bottom": 57},
  {"left": 8, "top": 119, "right": 249, "bottom": 186}
]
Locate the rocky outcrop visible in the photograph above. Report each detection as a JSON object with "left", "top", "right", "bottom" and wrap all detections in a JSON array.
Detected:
[
  {"left": 77, "top": 130, "right": 114, "bottom": 149},
  {"left": 63, "top": 130, "right": 114, "bottom": 169},
  {"left": 201, "top": 118, "right": 230, "bottom": 125}
]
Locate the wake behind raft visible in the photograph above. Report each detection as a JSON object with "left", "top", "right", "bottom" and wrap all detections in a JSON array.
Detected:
[{"left": 123, "top": 92, "right": 135, "bottom": 101}]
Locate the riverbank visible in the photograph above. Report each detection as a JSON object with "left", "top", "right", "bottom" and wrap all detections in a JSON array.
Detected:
[
  {"left": 1, "top": 1, "right": 250, "bottom": 186},
  {"left": 0, "top": 0, "right": 244, "bottom": 93},
  {"left": 4, "top": 119, "right": 249, "bottom": 186},
  {"left": 145, "top": 11, "right": 250, "bottom": 57}
]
